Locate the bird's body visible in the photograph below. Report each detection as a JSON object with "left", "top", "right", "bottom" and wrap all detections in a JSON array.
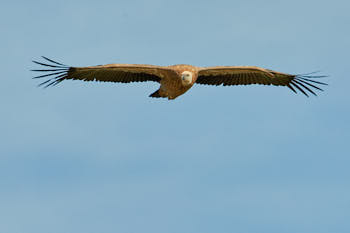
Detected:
[
  {"left": 32, "top": 57, "right": 327, "bottom": 99},
  {"left": 155, "top": 64, "right": 199, "bottom": 99}
]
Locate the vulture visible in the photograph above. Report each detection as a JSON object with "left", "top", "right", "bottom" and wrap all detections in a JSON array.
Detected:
[{"left": 32, "top": 56, "right": 327, "bottom": 99}]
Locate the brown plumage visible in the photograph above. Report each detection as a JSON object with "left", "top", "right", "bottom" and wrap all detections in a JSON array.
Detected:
[{"left": 32, "top": 56, "right": 327, "bottom": 99}]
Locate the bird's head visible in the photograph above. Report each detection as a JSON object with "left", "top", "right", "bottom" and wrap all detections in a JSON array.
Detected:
[{"left": 181, "top": 71, "right": 193, "bottom": 86}]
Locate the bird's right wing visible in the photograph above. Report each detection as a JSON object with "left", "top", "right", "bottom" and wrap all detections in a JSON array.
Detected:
[
  {"left": 197, "top": 66, "right": 328, "bottom": 97},
  {"left": 32, "top": 56, "right": 176, "bottom": 87}
]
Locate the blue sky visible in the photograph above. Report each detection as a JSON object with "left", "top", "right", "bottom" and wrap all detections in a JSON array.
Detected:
[{"left": 1, "top": 0, "right": 350, "bottom": 232}]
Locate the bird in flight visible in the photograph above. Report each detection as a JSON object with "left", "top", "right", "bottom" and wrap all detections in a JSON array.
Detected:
[{"left": 32, "top": 56, "right": 327, "bottom": 99}]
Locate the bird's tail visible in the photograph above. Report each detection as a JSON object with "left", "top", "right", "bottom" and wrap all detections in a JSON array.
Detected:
[{"left": 149, "top": 89, "right": 165, "bottom": 98}]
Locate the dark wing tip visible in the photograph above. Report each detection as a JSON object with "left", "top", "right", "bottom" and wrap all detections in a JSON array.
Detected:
[
  {"left": 32, "top": 57, "right": 70, "bottom": 87},
  {"left": 41, "top": 56, "right": 68, "bottom": 67},
  {"left": 289, "top": 72, "right": 328, "bottom": 97}
]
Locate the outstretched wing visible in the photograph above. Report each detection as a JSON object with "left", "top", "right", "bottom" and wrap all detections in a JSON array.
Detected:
[
  {"left": 196, "top": 66, "right": 327, "bottom": 97},
  {"left": 32, "top": 56, "right": 173, "bottom": 88}
]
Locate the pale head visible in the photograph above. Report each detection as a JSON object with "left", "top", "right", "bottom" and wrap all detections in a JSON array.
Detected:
[{"left": 181, "top": 71, "right": 193, "bottom": 86}]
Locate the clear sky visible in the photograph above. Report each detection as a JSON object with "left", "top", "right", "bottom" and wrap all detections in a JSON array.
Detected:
[{"left": 1, "top": 0, "right": 350, "bottom": 232}]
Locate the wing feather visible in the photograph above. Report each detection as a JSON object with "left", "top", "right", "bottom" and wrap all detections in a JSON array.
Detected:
[
  {"left": 32, "top": 57, "right": 174, "bottom": 87},
  {"left": 197, "top": 66, "right": 327, "bottom": 96}
]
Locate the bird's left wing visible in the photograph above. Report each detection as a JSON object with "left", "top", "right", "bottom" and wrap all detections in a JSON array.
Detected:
[
  {"left": 32, "top": 56, "right": 175, "bottom": 87},
  {"left": 196, "top": 66, "right": 327, "bottom": 97}
]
